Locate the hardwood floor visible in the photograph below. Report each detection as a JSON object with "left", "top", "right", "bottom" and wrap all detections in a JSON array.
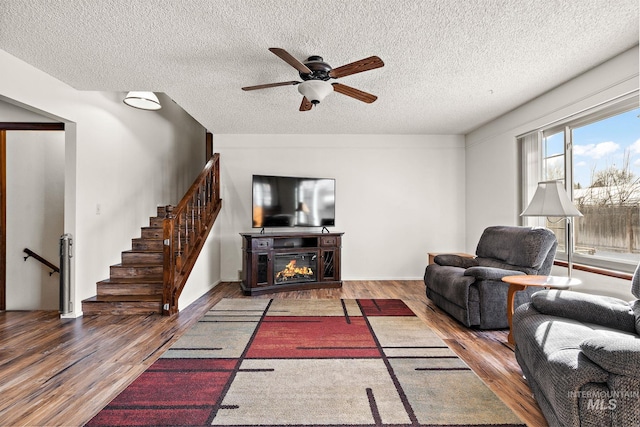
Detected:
[{"left": 0, "top": 280, "right": 547, "bottom": 426}]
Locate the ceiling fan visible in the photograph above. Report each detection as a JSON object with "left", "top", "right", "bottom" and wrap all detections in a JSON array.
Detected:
[{"left": 242, "top": 48, "right": 384, "bottom": 111}]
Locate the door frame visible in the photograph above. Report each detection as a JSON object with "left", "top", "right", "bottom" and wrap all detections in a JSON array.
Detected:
[{"left": 0, "top": 122, "right": 64, "bottom": 310}]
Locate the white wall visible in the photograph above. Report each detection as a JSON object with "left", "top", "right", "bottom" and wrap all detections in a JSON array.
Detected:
[
  {"left": 465, "top": 45, "right": 639, "bottom": 300},
  {"left": 215, "top": 134, "right": 466, "bottom": 281},
  {"left": 0, "top": 49, "right": 216, "bottom": 316},
  {"left": 179, "top": 218, "right": 222, "bottom": 311},
  {"left": 6, "top": 131, "right": 64, "bottom": 309},
  {"left": 0, "top": 99, "right": 59, "bottom": 122}
]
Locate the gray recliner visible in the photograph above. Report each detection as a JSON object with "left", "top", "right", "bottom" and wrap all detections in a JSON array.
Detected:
[
  {"left": 423, "top": 225, "right": 558, "bottom": 329},
  {"left": 512, "top": 264, "right": 640, "bottom": 426}
]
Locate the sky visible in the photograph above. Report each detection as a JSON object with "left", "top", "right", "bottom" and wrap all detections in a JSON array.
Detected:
[
  {"left": 573, "top": 108, "right": 640, "bottom": 187},
  {"left": 545, "top": 108, "right": 640, "bottom": 188}
]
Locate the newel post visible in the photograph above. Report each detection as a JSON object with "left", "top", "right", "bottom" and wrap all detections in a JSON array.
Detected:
[
  {"left": 162, "top": 205, "right": 177, "bottom": 315},
  {"left": 214, "top": 154, "right": 220, "bottom": 205}
]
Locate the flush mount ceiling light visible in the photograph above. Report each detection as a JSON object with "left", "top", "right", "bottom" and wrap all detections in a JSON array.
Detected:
[
  {"left": 297, "top": 80, "right": 334, "bottom": 105},
  {"left": 123, "top": 91, "right": 162, "bottom": 110}
]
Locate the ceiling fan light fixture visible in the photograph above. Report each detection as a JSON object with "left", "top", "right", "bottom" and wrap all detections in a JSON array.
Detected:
[
  {"left": 297, "top": 80, "right": 333, "bottom": 104},
  {"left": 123, "top": 91, "right": 162, "bottom": 110}
]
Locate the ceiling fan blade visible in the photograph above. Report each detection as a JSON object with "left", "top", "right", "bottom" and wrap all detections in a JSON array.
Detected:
[
  {"left": 329, "top": 56, "right": 384, "bottom": 79},
  {"left": 269, "top": 48, "right": 312, "bottom": 74},
  {"left": 299, "top": 97, "right": 313, "bottom": 111},
  {"left": 332, "top": 83, "right": 377, "bottom": 103},
  {"left": 241, "top": 81, "right": 299, "bottom": 91}
]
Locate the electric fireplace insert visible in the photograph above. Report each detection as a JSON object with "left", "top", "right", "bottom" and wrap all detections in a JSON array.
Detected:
[{"left": 274, "top": 253, "right": 317, "bottom": 284}]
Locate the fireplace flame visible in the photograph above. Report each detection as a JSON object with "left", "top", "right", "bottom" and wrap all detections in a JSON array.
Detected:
[{"left": 276, "top": 259, "right": 314, "bottom": 280}]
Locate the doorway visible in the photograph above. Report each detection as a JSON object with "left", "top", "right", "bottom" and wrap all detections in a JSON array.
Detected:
[{"left": 0, "top": 122, "right": 64, "bottom": 310}]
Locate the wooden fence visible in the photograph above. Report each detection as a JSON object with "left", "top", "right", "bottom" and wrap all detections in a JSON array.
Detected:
[{"left": 573, "top": 205, "right": 640, "bottom": 254}]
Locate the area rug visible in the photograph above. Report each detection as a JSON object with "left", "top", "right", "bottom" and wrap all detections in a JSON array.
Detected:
[{"left": 86, "top": 298, "right": 525, "bottom": 426}]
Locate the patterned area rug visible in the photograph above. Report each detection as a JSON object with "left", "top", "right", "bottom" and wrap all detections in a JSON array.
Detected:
[{"left": 87, "top": 299, "right": 525, "bottom": 426}]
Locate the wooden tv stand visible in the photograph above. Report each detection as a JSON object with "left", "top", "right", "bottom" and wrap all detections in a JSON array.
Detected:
[{"left": 240, "top": 231, "right": 343, "bottom": 296}]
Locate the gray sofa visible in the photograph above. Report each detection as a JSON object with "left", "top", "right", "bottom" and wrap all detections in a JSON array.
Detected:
[
  {"left": 513, "top": 266, "right": 640, "bottom": 427},
  {"left": 424, "top": 225, "right": 558, "bottom": 329}
]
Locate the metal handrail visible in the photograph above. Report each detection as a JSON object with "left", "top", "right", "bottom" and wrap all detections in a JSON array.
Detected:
[{"left": 23, "top": 248, "right": 59, "bottom": 276}]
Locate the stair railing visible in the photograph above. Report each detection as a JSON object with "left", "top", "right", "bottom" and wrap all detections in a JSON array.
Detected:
[{"left": 162, "top": 153, "right": 221, "bottom": 315}]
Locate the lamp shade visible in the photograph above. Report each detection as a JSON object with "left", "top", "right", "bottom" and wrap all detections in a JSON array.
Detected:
[
  {"left": 123, "top": 91, "right": 162, "bottom": 110},
  {"left": 297, "top": 80, "right": 333, "bottom": 104},
  {"left": 521, "top": 180, "right": 583, "bottom": 217}
]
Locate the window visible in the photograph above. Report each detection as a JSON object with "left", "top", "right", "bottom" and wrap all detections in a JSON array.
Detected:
[{"left": 521, "top": 93, "right": 640, "bottom": 273}]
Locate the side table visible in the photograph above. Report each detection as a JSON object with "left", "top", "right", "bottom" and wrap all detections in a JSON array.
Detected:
[{"left": 501, "top": 275, "right": 581, "bottom": 345}]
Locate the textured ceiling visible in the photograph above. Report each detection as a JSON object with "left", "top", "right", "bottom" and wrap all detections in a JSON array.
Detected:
[{"left": 0, "top": 0, "right": 638, "bottom": 134}]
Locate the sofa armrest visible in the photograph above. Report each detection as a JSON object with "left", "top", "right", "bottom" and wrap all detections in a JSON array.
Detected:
[
  {"left": 434, "top": 254, "right": 478, "bottom": 269},
  {"left": 531, "top": 290, "right": 636, "bottom": 333},
  {"left": 581, "top": 335, "right": 640, "bottom": 377},
  {"left": 463, "top": 266, "right": 524, "bottom": 281}
]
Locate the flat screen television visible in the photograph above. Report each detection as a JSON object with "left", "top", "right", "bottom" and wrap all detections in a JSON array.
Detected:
[{"left": 252, "top": 174, "right": 335, "bottom": 228}]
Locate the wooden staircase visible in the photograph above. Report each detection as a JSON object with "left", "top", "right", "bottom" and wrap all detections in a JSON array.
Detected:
[
  {"left": 81, "top": 207, "right": 168, "bottom": 315},
  {"left": 81, "top": 153, "right": 221, "bottom": 316}
]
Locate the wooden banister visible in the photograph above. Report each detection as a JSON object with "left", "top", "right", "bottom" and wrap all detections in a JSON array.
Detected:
[{"left": 162, "top": 153, "right": 222, "bottom": 315}]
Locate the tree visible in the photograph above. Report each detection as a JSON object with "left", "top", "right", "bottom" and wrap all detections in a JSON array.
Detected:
[{"left": 579, "top": 150, "right": 640, "bottom": 207}]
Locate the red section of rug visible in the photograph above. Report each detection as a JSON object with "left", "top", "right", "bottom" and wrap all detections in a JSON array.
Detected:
[
  {"left": 358, "top": 298, "right": 416, "bottom": 316},
  {"left": 87, "top": 408, "right": 211, "bottom": 426},
  {"left": 86, "top": 358, "right": 236, "bottom": 427},
  {"left": 246, "top": 316, "right": 381, "bottom": 358}
]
